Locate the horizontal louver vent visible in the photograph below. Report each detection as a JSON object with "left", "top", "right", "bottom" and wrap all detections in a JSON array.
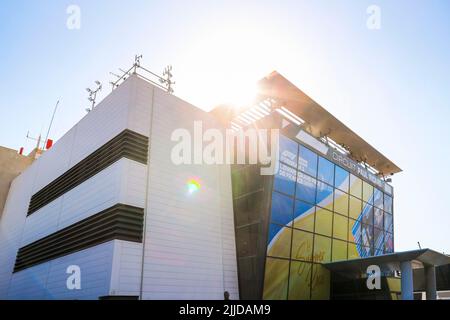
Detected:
[
  {"left": 27, "top": 129, "right": 148, "bottom": 216},
  {"left": 15, "top": 204, "right": 144, "bottom": 273}
]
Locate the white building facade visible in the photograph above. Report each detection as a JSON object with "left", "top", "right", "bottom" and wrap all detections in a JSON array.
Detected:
[{"left": 0, "top": 74, "right": 239, "bottom": 300}]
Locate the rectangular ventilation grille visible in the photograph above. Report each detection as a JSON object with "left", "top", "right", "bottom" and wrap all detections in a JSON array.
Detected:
[
  {"left": 15, "top": 204, "right": 144, "bottom": 273},
  {"left": 27, "top": 129, "right": 148, "bottom": 216}
]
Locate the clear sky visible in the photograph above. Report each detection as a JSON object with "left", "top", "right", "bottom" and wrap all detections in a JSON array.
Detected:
[{"left": 1, "top": 0, "right": 449, "bottom": 253}]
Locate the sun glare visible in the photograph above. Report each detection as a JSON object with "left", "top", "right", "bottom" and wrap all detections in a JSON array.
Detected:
[{"left": 174, "top": 24, "right": 289, "bottom": 111}]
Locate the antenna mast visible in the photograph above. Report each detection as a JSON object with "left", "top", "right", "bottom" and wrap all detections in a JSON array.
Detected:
[
  {"left": 85, "top": 81, "right": 102, "bottom": 113},
  {"left": 44, "top": 100, "right": 59, "bottom": 149},
  {"left": 133, "top": 54, "right": 143, "bottom": 73},
  {"left": 160, "top": 65, "right": 175, "bottom": 94},
  {"left": 26, "top": 131, "right": 42, "bottom": 150}
]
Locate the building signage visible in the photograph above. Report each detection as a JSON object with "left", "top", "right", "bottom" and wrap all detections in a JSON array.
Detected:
[
  {"left": 294, "top": 129, "right": 392, "bottom": 195},
  {"left": 329, "top": 149, "right": 385, "bottom": 190}
]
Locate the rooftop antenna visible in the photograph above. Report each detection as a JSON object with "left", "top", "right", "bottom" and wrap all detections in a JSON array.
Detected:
[
  {"left": 85, "top": 81, "right": 102, "bottom": 113},
  {"left": 160, "top": 65, "right": 175, "bottom": 94},
  {"left": 417, "top": 242, "right": 422, "bottom": 250},
  {"left": 44, "top": 100, "right": 59, "bottom": 149},
  {"left": 109, "top": 72, "right": 121, "bottom": 90},
  {"left": 133, "top": 54, "right": 143, "bottom": 73},
  {"left": 26, "top": 131, "right": 42, "bottom": 150}
]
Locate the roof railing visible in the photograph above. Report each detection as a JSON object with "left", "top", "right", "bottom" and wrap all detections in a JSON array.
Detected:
[{"left": 110, "top": 55, "right": 174, "bottom": 94}]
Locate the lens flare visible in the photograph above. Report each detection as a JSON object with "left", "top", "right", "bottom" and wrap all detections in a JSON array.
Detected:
[{"left": 187, "top": 178, "right": 201, "bottom": 194}]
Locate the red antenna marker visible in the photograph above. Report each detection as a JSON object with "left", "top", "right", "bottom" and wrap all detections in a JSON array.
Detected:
[{"left": 45, "top": 139, "right": 53, "bottom": 150}]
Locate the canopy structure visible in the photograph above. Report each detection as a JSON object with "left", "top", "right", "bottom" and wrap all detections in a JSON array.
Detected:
[
  {"left": 257, "top": 71, "right": 402, "bottom": 175},
  {"left": 212, "top": 71, "right": 402, "bottom": 176},
  {"left": 324, "top": 249, "right": 450, "bottom": 273},
  {"left": 323, "top": 249, "right": 450, "bottom": 300}
]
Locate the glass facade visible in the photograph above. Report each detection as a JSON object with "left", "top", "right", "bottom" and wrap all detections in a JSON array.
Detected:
[{"left": 263, "top": 135, "right": 394, "bottom": 300}]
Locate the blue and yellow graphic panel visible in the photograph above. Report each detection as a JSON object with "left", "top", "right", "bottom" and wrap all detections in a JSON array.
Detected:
[{"left": 263, "top": 135, "right": 394, "bottom": 299}]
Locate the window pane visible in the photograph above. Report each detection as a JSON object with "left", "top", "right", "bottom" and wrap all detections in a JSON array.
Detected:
[
  {"left": 274, "top": 163, "right": 296, "bottom": 195},
  {"left": 363, "top": 181, "right": 374, "bottom": 204},
  {"left": 333, "top": 214, "right": 348, "bottom": 241},
  {"left": 296, "top": 172, "right": 316, "bottom": 204},
  {"left": 279, "top": 135, "right": 298, "bottom": 168},
  {"left": 271, "top": 192, "right": 294, "bottom": 225},
  {"left": 298, "top": 145, "right": 317, "bottom": 177},
  {"left": 332, "top": 239, "right": 348, "bottom": 261},
  {"left": 316, "top": 181, "right": 334, "bottom": 210},
  {"left": 355, "top": 232, "right": 364, "bottom": 249},
  {"left": 288, "top": 261, "right": 312, "bottom": 300},
  {"left": 311, "top": 264, "right": 330, "bottom": 300},
  {"left": 234, "top": 192, "right": 264, "bottom": 226},
  {"left": 362, "top": 203, "right": 374, "bottom": 225},
  {"left": 334, "top": 189, "right": 349, "bottom": 216},
  {"left": 374, "top": 188, "right": 384, "bottom": 210},
  {"left": 384, "top": 194, "right": 393, "bottom": 214},
  {"left": 349, "top": 174, "right": 362, "bottom": 198},
  {"left": 374, "top": 246, "right": 384, "bottom": 256},
  {"left": 313, "top": 235, "right": 331, "bottom": 263},
  {"left": 360, "top": 245, "right": 372, "bottom": 258},
  {"left": 268, "top": 223, "right": 282, "bottom": 243},
  {"left": 385, "top": 233, "right": 394, "bottom": 253},
  {"left": 384, "top": 213, "right": 393, "bottom": 233},
  {"left": 335, "top": 166, "right": 349, "bottom": 192},
  {"left": 349, "top": 196, "right": 362, "bottom": 220},
  {"left": 361, "top": 224, "right": 374, "bottom": 249},
  {"left": 317, "top": 157, "right": 334, "bottom": 185},
  {"left": 348, "top": 218, "right": 360, "bottom": 243},
  {"left": 294, "top": 200, "right": 315, "bottom": 232},
  {"left": 291, "top": 230, "right": 313, "bottom": 262},
  {"left": 314, "top": 207, "right": 332, "bottom": 237},
  {"left": 348, "top": 242, "right": 360, "bottom": 259},
  {"left": 374, "top": 207, "right": 383, "bottom": 229},
  {"left": 267, "top": 224, "right": 292, "bottom": 258},
  {"left": 236, "top": 224, "right": 258, "bottom": 257},
  {"left": 263, "top": 258, "right": 289, "bottom": 300},
  {"left": 374, "top": 227, "right": 384, "bottom": 255}
]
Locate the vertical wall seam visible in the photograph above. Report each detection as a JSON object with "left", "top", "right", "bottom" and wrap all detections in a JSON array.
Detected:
[
  {"left": 139, "top": 85, "right": 155, "bottom": 300},
  {"left": 218, "top": 164, "right": 225, "bottom": 298}
]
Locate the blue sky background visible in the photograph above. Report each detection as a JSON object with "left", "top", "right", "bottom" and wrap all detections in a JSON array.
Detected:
[{"left": 0, "top": 0, "right": 449, "bottom": 253}]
